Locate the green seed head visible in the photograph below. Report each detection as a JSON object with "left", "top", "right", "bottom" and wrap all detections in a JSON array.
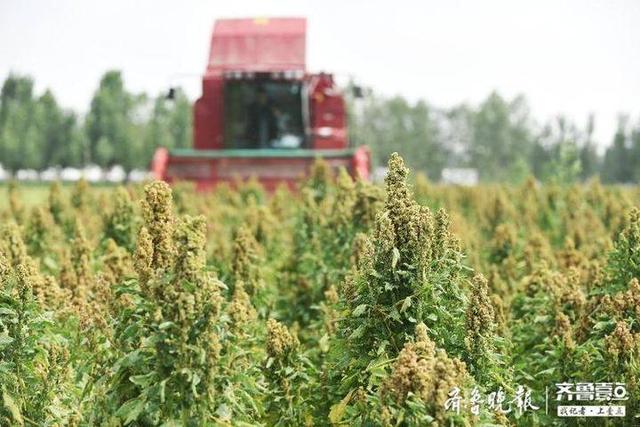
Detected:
[
  {"left": 134, "top": 226, "right": 153, "bottom": 289},
  {"left": 229, "top": 280, "right": 257, "bottom": 328},
  {"left": 2, "top": 222, "right": 28, "bottom": 267},
  {"left": 173, "top": 215, "right": 207, "bottom": 285},
  {"left": 142, "top": 181, "right": 176, "bottom": 271}
]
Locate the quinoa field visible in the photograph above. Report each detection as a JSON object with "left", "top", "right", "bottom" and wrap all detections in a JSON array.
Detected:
[{"left": 1, "top": 153, "right": 639, "bottom": 426}]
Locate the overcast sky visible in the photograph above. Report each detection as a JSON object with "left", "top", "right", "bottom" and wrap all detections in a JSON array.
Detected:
[{"left": 1, "top": 0, "right": 639, "bottom": 147}]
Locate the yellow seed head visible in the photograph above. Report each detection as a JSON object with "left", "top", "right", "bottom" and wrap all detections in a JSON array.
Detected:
[
  {"left": 134, "top": 226, "right": 153, "bottom": 288},
  {"left": 141, "top": 181, "right": 176, "bottom": 271},
  {"left": 266, "top": 318, "right": 299, "bottom": 358}
]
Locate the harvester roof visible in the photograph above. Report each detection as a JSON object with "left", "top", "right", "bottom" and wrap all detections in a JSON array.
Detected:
[{"left": 207, "top": 17, "right": 306, "bottom": 73}]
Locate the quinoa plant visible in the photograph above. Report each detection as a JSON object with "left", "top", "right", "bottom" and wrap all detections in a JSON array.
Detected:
[
  {"left": 70, "top": 178, "right": 91, "bottom": 212},
  {"left": 1, "top": 155, "right": 639, "bottom": 426},
  {"left": 7, "top": 180, "right": 25, "bottom": 224},
  {"left": 606, "top": 207, "right": 640, "bottom": 292},
  {"left": 572, "top": 207, "right": 640, "bottom": 419},
  {"left": 92, "top": 182, "right": 260, "bottom": 425},
  {"left": 48, "top": 181, "right": 66, "bottom": 226},
  {"left": 464, "top": 273, "right": 510, "bottom": 389},
  {"left": 101, "top": 238, "right": 133, "bottom": 288},
  {"left": 376, "top": 323, "right": 477, "bottom": 425},
  {"left": 337, "top": 153, "right": 469, "bottom": 358},
  {"left": 231, "top": 224, "right": 269, "bottom": 311},
  {"left": 0, "top": 227, "right": 78, "bottom": 425},
  {"left": 328, "top": 153, "right": 505, "bottom": 425},
  {"left": 263, "top": 318, "right": 316, "bottom": 426},
  {"left": 287, "top": 163, "right": 381, "bottom": 326},
  {"left": 25, "top": 207, "right": 54, "bottom": 259},
  {"left": 102, "top": 186, "right": 137, "bottom": 253}
]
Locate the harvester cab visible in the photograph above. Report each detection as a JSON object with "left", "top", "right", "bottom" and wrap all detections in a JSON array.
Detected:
[{"left": 152, "top": 17, "right": 370, "bottom": 190}]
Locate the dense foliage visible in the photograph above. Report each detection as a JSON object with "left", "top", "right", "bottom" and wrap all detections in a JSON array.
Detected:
[{"left": 0, "top": 154, "right": 639, "bottom": 425}]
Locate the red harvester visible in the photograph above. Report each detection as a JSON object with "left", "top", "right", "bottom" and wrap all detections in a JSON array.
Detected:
[{"left": 152, "top": 17, "right": 370, "bottom": 190}]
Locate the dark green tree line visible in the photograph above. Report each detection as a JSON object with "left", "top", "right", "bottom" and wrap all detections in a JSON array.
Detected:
[
  {"left": 349, "top": 88, "right": 639, "bottom": 184},
  {"left": 0, "top": 71, "right": 638, "bottom": 184},
  {"left": 0, "top": 71, "right": 192, "bottom": 174}
]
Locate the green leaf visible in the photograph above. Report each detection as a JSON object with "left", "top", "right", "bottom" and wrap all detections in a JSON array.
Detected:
[
  {"left": 43, "top": 256, "right": 58, "bottom": 270},
  {"left": 191, "top": 372, "right": 201, "bottom": 397},
  {"left": 349, "top": 324, "right": 366, "bottom": 340},
  {"left": 319, "top": 333, "right": 330, "bottom": 353},
  {"left": 116, "top": 397, "right": 146, "bottom": 424},
  {"left": 158, "top": 321, "right": 175, "bottom": 330},
  {"left": 3, "top": 390, "right": 23, "bottom": 426},
  {"left": 159, "top": 379, "right": 168, "bottom": 403},
  {"left": 216, "top": 403, "right": 231, "bottom": 421},
  {"left": 120, "top": 323, "right": 140, "bottom": 341},
  {"left": 352, "top": 304, "right": 368, "bottom": 317},
  {"left": 391, "top": 247, "right": 400, "bottom": 269},
  {"left": 536, "top": 367, "right": 556, "bottom": 377},
  {"left": 376, "top": 340, "right": 388, "bottom": 356},
  {"left": 119, "top": 349, "right": 143, "bottom": 369},
  {"left": 329, "top": 389, "right": 354, "bottom": 424},
  {"left": 0, "top": 334, "right": 14, "bottom": 350},
  {"left": 129, "top": 372, "right": 154, "bottom": 388},
  {"left": 400, "top": 296, "right": 412, "bottom": 313},
  {"left": 533, "top": 314, "right": 549, "bottom": 323},
  {"left": 0, "top": 308, "right": 17, "bottom": 316}
]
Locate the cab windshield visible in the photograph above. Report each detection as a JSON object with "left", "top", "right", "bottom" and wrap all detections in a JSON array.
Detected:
[{"left": 223, "top": 79, "right": 306, "bottom": 149}]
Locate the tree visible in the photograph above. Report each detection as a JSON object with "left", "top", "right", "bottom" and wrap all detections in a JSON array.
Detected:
[
  {"left": 169, "top": 88, "right": 192, "bottom": 150},
  {"left": 442, "top": 105, "right": 474, "bottom": 167},
  {"left": 628, "top": 121, "right": 640, "bottom": 183},
  {"left": 0, "top": 75, "right": 84, "bottom": 171},
  {"left": 602, "top": 117, "right": 632, "bottom": 183},
  {"left": 349, "top": 91, "right": 445, "bottom": 179},
  {"left": 537, "top": 116, "right": 583, "bottom": 184},
  {"left": 143, "top": 89, "right": 192, "bottom": 161},
  {"left": 85, "top": 71, "right": 142, "bottom": 171},
  {"left": 529, "top": 139, "right": 551, "bottom": 180},
  {"left": 34, "top": 90, "right": 83, "bottom": 168},
  {"left": 579, "top": 114, "right": 600, "bottom": 180},
  {"left": 0, "top": 74, "right": 41, "bottom": 172},
  {"left": 470, "top": 92, "right": 534, "bottom": 182}
]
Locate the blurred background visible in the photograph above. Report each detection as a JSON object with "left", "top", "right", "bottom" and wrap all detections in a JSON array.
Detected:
[{"left": 1, "top": 0, "right": 639, "bottom": 184}]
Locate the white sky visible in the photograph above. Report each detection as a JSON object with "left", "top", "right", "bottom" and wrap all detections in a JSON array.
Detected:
[{"left": 1, "top": 0, "right": 639, "bottom": 148}]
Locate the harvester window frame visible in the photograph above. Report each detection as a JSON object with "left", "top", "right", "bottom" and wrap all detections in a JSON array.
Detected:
[{"left": 223, "top": 76, "right": 307, "bottom": 150}]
